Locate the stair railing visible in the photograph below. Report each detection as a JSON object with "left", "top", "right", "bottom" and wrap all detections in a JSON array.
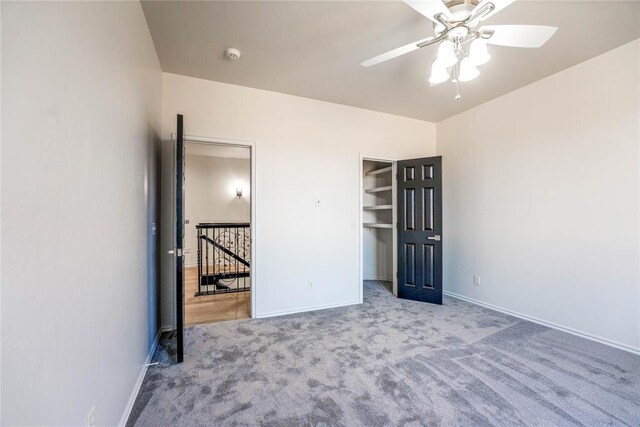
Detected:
[{"left": 196, "top": 223, "right": 250, "bottom": 295}]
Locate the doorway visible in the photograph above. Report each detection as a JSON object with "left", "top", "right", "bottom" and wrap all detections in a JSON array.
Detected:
[
  {"left": 359, "top": 155, "right": 443, "bottom": 305},
  {"left": 361, "top": 157, "right": 398, "bottom": 299},
  {"left": 183, "top": 142, "right": 252, "bottom": 326},
  {"left": 169, "top": 114, "right": 257, "bottom": 363}
]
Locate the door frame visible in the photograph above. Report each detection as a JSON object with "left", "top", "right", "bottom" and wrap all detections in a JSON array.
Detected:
[
  {"left": 359, "top": 154, "right": 398, "bottom": 302},
  {"left": 170, "top": 133, "right": 258, "bottom": 320}
]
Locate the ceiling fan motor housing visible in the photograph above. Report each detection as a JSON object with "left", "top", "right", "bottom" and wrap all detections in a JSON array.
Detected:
[{"left": 434, "top": 1, "right": 482, "bottom": 35}]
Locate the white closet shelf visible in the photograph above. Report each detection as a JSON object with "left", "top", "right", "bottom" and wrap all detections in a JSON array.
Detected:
[
  {"left": 363, "top": 205, "right": 392, "bottom": 210},
  {"left": 365, "top": 186, "right": 392, "bottom": 193},
  {"left": 363, "top": 223, "right": 393, "bottom": 229},
  {"left": 365, "top": 166, "right": 392, "bottom": 176}
]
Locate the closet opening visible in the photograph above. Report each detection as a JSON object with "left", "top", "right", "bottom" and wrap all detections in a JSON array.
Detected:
[{"left": 361, "top": 158, "right": 397, "bottom": 300}]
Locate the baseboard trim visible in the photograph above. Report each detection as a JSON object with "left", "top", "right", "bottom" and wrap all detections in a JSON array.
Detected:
[
  {"left": 443, "top": 290, "right": 640, "bottom": 356},
  {"left": 118, "top": 329, "right": 161, "bottom": 427},
  {"left": 256, "top": 300, "right": 360, "bottom": 319}
]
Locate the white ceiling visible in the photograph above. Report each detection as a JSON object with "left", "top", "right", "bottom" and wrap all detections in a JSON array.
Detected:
[
  {"left": 142, "top": 1, "right": 640, "bottom": 122},
  {"left": 185, "top": 142, "right": 250, "bottom": 159}
]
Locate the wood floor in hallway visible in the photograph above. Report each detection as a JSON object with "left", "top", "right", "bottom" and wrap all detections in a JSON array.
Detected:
[{"left": 184, "top": 266, "right": 250, "bottom": 326}]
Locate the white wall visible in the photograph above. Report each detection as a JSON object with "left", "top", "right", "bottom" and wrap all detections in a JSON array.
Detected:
[
  {"left": 160, "top": 73, "right": 436, "bottom": 326},
  {"left": 437, "top": 40, "right": 640, "bottom": 352},
  {"left": 184, "top": 153, "right": 250, "bottom": 266},
  {"left": 1, "top": 2, "right": 162, "bottom": 425}
]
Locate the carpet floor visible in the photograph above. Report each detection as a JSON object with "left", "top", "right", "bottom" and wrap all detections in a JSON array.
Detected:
[{"left": 127, "top": 281, "right": 640, "bottom": 426}]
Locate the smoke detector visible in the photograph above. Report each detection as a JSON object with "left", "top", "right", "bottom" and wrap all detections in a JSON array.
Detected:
[{"left": 225, "top": 48, "right": 241, "bottom": 61}]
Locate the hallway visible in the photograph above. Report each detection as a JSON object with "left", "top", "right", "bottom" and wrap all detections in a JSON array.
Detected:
[{"left": 184, "top": 267, "right": 250, "bottom": 326}]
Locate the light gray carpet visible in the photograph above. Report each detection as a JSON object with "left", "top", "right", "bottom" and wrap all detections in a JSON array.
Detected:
[{"left": 128, "top": 281, "right": 640, "bottom": 426}]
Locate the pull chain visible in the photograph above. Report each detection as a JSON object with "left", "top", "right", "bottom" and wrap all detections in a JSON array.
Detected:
[{"left": 452, "top": 63, "right": 461, "bottom": 100}]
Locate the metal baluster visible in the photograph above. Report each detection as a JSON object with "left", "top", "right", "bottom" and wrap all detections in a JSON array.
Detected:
[
  {"left": 197, "top": 227, "right": 201, "bottom": 295},
  {"left": 215, "top": 226, "right": 218, "bottom": 292},
  {"left": 206, "top": 227, "right": 210, "bottom": 293}
]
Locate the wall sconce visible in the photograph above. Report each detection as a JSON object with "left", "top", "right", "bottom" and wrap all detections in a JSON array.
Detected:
[{"left": 236, "top": 187, "right": 243, "bottom": 199}]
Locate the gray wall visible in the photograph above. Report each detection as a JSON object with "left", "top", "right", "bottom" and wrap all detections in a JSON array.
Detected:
[{"left": 1, "top": 2, "right": 162, "bottom": 425}]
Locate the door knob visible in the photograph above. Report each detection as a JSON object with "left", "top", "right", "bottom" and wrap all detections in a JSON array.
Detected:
[
  {"left": 427, "top": 235, "right": 441, "bottom": 241},
  {"left": 167, "top": 249, "right": 175, "bottom": 255}
]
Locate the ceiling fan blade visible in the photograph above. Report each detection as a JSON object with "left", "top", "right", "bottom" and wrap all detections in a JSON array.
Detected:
[
  {"left": 361, "top": 37, "right": 434, "bottom": 67},
  {"left": 482, "top": 25, "right": 558, "bottom": 48},
  {"left": 403, "top": 0, "right": 452, "bottom": 23},
  {"left": 470, "top": 0, "right": 516, "bottom": 22}
]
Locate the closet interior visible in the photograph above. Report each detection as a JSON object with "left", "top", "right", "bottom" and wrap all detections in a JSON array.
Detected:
[{"left": 362, "top": 159, "right": 396, "bottom": 296}]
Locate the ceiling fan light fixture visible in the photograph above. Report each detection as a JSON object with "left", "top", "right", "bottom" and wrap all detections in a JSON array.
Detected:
[
  {"left": 436, "top": 40, "right": 458, "bottom": 68},
  {"left": 361, "top": 0, "right": 559, "bottom": 100},
  {"left": 429, "top": 60, "right": 450, "bottom": 85},
  {"left": 469, "top": 39, "right": 490, "bottom": 66},
  {"left": 458, "top": 57, "right": 480, "bottom": 82}
]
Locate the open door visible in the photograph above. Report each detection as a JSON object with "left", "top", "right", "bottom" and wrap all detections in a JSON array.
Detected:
[
  {"left": 174, "top": 114, "right": 185, "bottom": 362},
  {"left": 397, "top": 156, "right": 442, "bottom": 304}
]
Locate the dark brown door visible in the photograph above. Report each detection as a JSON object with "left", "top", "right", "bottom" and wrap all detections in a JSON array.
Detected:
[
  {"left": 397, "top": 156, "right": 442, "bottom": 304},
  {"left": 175, "top": 114, "right": 185, "bottom": 362}
]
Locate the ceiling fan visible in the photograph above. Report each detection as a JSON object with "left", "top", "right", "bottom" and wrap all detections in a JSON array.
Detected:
[{"left": 361, "top": 0, "right": 557, "bottom": 99}]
